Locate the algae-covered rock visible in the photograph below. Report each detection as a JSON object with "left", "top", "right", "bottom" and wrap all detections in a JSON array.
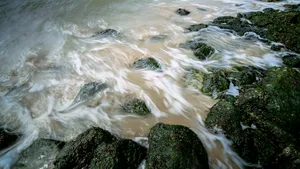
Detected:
[
  {"left": 211, "top": 10, "right": 300, "bottom": 53},
  {"left": 228, "top": 66, "right": 263, "bottom": 86},
  {"left": 282, "top": 54, "right": 300, "bottom": 68},
  {"left": 121, "top": 99, "right": 151, "bottom": 116},
  {"left": 14, "top": 139, "right": 65, "bottom": 169},
  {"left": 90, "top": 139, "right": 147, "bottom": 169},
  {"left": 132, "top": 58, "right": 161, "bottom": 71},
  {"left": 93, "top": 29, "right": 118, "bottom": 37},
  {"left": 0, "top": 129, "right": 19, "bottom": 151},
  {"left": 54, "top": 127, "right": 116, "bottom": 169},
  {"left": 193, "top": 43, "right": 215, "bottom": 60},
  {"left": 146, "top": 123, "right": 209, "bottom": 169},
  {"left": 175, "top": 8, "right": 190, "bottom": 16},
  {"left": 205, "top": 67, "right": 300, "bottom": 168},
  {"left": 186, "top": 23, "right": 208, "bottom": 32},
  {"left": 201, "top": 69, "right": 230, "bottom": 96}
]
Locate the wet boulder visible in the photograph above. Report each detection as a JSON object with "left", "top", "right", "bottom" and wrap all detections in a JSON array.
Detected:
[
  {"left": 0, "top": 129, "right": 20, "bottom": 151},
  {"left": 228, "top": 66, "right": 263, "bottom": 86},
  {"left": 282, "top": 54, "right": 300, "bottom": 68},
  {"left": 175, "top": 8, "right": 190, "bottom": 16},
  {"left": 146, "top": 123, "right": 209, "bottom": 169},
  {"left": 92, "top": 29, "right": 118, "bottom": 37},
  {"left": 13, "top": 139, "right": 65, "bottom": 169},
  {"left": 132, "top": 58, "right": 161, "bottom": 71},
  {"left": 205, "top": 67, "right": 300, "bottom": 168},
  {"left": 54, "top": 127, "right": 116, "bottom": 169},
  {"left": 90, "top": 139, "right": 147, "bottom": 169},
  {"left": 193, "top": 43, "right": 215, "bottom": 60},
  {"left": 186, "top": 23, "right": 208, "bottom": 32},
  {"left": 121, "top": 99, "right": 151, "bottom": 116},
  {"left": 201, "top": 69, "right": 230, "bottom": 96}
]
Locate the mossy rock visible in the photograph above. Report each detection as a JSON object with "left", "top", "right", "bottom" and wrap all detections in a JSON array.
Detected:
[
  {"left": 184, "top": 68, "right": 204, "bottom": 92},
  {"left": 193, "top": 43, "right": 215, "bottom": 60},
  {"left": 201, "top": 69, "right": 230, "bottom": 96},
  {"left": 146, "top": 123, "right": 209, "bottom": 169},
  {"left": 210, "top": 10, "right": 300, "bottom": 53},
  {"left": 14, "top": 139, "right": 65, "bottom": 169},
  {"left": 54, "top": 127, "right": 116, "bottom": 169},
  {"left": 90, "top": 139, "right": 147, "bottom": 169},
  {"left": 205, "top": 67, "right": 300, "bottom": 168},
  {"left": 132, "top": 58, "right": 161, "bottom": 71},
  {"left": 0, "top": 129, "right": 20, "bottom": 151},
  {"left": 175, "top": 8, "right": 190, "bottom": 16},
  {"left": 186, "top": 24, "right": 208, "bottom": 32},
  {"left": 121, "top": 99, "right": 151, "bottom": 116},
  {"left": 282, "top": 54, "right": 300, "bottom": 68},
  {"left": 228, "top": 66, "right": 263, "bottom": 86}
]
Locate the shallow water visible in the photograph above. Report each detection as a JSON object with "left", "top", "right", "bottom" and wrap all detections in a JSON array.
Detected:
[{"left": 0, "top": 0, "right": 298, "bottom": 168}]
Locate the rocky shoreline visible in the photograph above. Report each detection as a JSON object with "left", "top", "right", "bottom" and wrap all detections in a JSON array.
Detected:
[{"left": 1, "top": 2, "right": 300, "bottom": 169}]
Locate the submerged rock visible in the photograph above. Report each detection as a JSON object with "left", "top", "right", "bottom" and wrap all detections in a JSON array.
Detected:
[
  {"left": 193, "top": 43, "right": 214, "bottom": 60},
  {"left": 132, "top": 58, "right": 161, "bottom": 71},
  {"left": 59, "top": 82, "right": 108, "bottom": 113},
  {"left": 149, "top": 35, "right": 168, "bottom": 42},
  {"left": 0, "top": 129, "right": 20, "bottom": 151},
  {"left": 90, "top": 139, "right": 147, "bottom": 169},
  {"left": 205, "top": 67, "right": 300, "bottom": 169},
  {"left": 54, "top": 127, "right": 116, "bottom": 169},
  {"left": 146, "top": 123, "right": 209, "bottom": 169},
  {"left": 93, "top": 29, "right": 118, "bottom": 37},
  {"left": 121, "top": 99, "right": 151, "bottom": 116},
  {"left": 175, "top": 8, "right": 190, "bottom": 16},
  {"left": 282, "top": 54, "right": 300, "bottom": 68},
  {"left": 14, "top": 139, "right": 65, "bottom": 169}
]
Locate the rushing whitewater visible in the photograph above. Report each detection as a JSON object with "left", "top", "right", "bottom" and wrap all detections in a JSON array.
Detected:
[{"left": 0, "top": 0, "right": 298, "bottom": 168}]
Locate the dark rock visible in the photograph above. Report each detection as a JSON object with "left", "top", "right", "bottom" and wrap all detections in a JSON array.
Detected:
[
  {"left": 54, "top": 127, "right": 116, "bottom": 169},
  {"left": 186, "top": 24, "right": 208, "bottom": 32},
  {"left": 90, "top": 139, "right": 147, "bottom": 169},
  {"left": 93, "top": 29, "right": 118, "bottom": 37},
  {"left": 14, "top": 139, "right": 65, "bottom": 169},
  {"left": 149, "top": 35, "right": 168, "bottom": 42},
  {"left": 271, "top": 43, "right": 285, "bottom": 51},
  {"left": 0, "top": 129, "right": 19, "bottom": 151},
  {"left": 132, "top": 58, "right": 161, "bottom": 71},
  {"left": 284, "top": 4, "right": 300, "bottom": 12},
  {"left": 175, "top": 8, "right": 190, "bottom": 16},
  {"left": 193, "top": 43, "right": 214, "bottom": 60},
  {"left": 121, "top": 99, "right": 151, "bottom": 116},
  {"left": 198, "top": 8, "right": 207, "bottom": 11},
  {"left": 205, "top": 67, "right": 300, "bottom": 169},
  {"left": 201, "top": 69, "right": 230, "bottom": 96},
  {"left": 146, "top": 123, "right": 209, "bottom": 169},
  {"left": 211, "top": 10, "right": 300, "bottom": 53},
  {"left": 228, "top": 66, "right": 263, "bottom": 86},
  {"left": 282, "top": 54, "right": 300, "bottom": 68}
]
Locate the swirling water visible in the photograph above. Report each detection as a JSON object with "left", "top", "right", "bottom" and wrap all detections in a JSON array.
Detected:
[{"left": 0, "top": 0, "right": 298, "bottom": 168}]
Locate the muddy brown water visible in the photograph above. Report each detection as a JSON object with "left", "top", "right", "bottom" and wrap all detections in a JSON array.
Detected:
[{"left": 0, "top": 0, "right": 297, "bottom": 168}]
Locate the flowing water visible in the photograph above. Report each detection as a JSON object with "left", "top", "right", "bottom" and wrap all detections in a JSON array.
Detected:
[{"left": 0, "top": 0, "right": 298, "bottom": 168}]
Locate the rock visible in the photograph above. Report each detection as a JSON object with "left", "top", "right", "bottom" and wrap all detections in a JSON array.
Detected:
[
  {"left": 13, "top": 139, "right": 65, "bottom": 169},
  {"left": 146, "top": 123, "right": 209, "bottom": 169},
  {"left": 205, "top": 67, "right": 300, "bottom": 168},
  {"left": 132, "top": 58, "right": 161, "bottom": 71},
  {"left": 282, "top": 54, "right": 300, "bottom": 68},
  {"left": 90, "top": 139, "right": 147, "bottom": 169},
  {"left": 186, "top": 24, "right": 208, "bottom": 32},
  {"left": 271, "top": 43, "right": 285, "bottom": 51},
  {"left": 93, "top": 29, "right": 118, "bottom": 37},
  {"left": 228, "top": 66, "right": 263, "bottom": 86},
  {"left": 211, "top": 10, "right": 300, "bottom": 53},
  {"left": 284, "top": 4, "right": 300, "bottom": 12},
  {"left": 193, "top": 43, "right": 214, "bottom": 60},
  {"left": 59, "top": 82, "right": 108, "bottom": 113},
  {"left": 183, "top": 68, "right": 204, "bottom": 92},
  {"left": 121, "top": 99, "right": 151, "bottom": 116},
  {"left": 201, "top": 69, "right": 230, "bottom": 96},
  {"left": 0, "top": 129, "right": 19, "bottom": 151},
  {"left": 175, "top": 8, "right": 190, "bottom": 16},
  {"left": 54, "top": 127, "right": 116, "bottom": 169},
  {"left": 149, "top": 35, "right": 168, "bottom": 42}
]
